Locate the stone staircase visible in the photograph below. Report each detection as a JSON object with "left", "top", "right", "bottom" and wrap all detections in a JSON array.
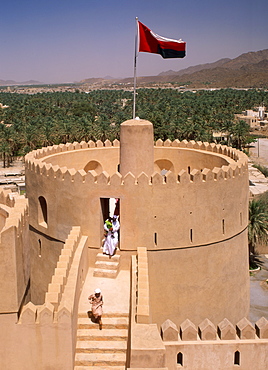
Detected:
[
  {"left": 93, "top": 253, "right": 120, "bottom": 279},
  {"left": 74, "top": 312, "right": 129, "bottom": 369}
]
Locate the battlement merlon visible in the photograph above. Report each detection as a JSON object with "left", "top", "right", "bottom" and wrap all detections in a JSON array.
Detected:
[
  {"left": 24, "top": 139, "right": 248, "bottom": 186},
  {"left": 25, "top": 136, "right": 249, "bottom": 251},
  {"left": 25, "top": 137, "right": 246, "bottom": 163}
]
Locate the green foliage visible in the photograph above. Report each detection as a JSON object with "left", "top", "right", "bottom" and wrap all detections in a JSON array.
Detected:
[
  {"left": 0, "top": 88, "right": 267, "bottom": 165},
  {"left": 259, "top": 190, "right": 268, "bottom": 206},
  {"left": 248, "top": 198, "right": 268, "bottom": 256},
  {"left": 253, "top": 163, "right": 268, "bottom": 177},
  {"left": 249, "top": 254, "right": 263, "bottom": 270}
]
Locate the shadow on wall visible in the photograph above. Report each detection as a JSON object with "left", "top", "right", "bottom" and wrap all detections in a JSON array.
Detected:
[
  {"left": 84, "top": 161, "right": 103, "bottom": 175},
  {"left": 154, "top": 159, "right": 174, "bottom": 174}
]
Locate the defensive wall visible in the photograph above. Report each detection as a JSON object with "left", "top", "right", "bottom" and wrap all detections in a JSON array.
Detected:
[
  {"left": 0, "top": 225, "right": 88, "bottom": 370},
  {"left": 24, "top": 138, "right": 248, "bottom": 252},
  {"left": 129, "top": 248, "right": 268, "bottom": 370},
  {"left": 0, "top": 189, "right": 29, "bottom": 314},
  {"left": 25, "top": 137, "right": 250, "bottom": 325},
  {"left": 0, "top": 117, "right": 258, "bottom": 369}
]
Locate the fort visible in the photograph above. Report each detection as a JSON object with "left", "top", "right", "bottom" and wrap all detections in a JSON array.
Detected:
[{"left": 0, "top": 118, "right": 267, "bottom": 369}]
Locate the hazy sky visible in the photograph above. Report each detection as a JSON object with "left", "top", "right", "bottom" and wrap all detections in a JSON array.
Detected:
[{"left": 1, "top": 0, "right": 267, "bottom": 83}]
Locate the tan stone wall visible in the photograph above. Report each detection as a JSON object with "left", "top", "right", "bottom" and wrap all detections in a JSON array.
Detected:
[
  {"left": 30, "top": 233, "right": 64, "bottom": 304},
  {"left": 130, "top": 253, "right": 267, "bottom": 370},
  {"left": 148, "top": 231, "right": 249, "bottom": 328},
  {"left": 25, "top": 138, "right": 249, "bottom": 332},
  {"left": 154, "top": 144, "right": 232, "bottom": 174},
  {"left": 25, "top": 140, "right": 248, "bottom": 252},
  {"left": 161, "top": 316, "right": 268, "bottom": 370},
  {"left": 41, "top": 144, "right": 119, "bottom": 174},
  {"left": 120, "top": 119, "right": 154, "bottom": 177},
  {"left": 0, "top": 310, "right": 73, "bottom": 370},
  {"left": 164, "top": 341, "right": 268, "bottom": 370},
  {"left": 0, "top": 228, "right": 88, "bottom": 370},
  {"left": 0, "top": 196, "right": 29, "bottom": 313}
]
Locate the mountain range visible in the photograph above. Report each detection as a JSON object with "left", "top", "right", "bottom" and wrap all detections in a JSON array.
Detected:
[
  {"left": 81, "top": 49, "right": 268, "bottom": 89},
  {"left": 1, "top": 49, "right": 268, "bottom": 89},
  {"left": 0, "top": 79, "right": 42, "bottom": 86}
]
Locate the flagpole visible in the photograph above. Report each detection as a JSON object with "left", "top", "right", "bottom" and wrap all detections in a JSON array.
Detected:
[{"left": 133, "top": 17, "right": 138, "bottom": 119}]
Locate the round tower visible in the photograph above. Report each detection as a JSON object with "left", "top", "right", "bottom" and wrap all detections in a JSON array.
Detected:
[{"left": 119, "top": 118, "right": 154, "bottom": 177}]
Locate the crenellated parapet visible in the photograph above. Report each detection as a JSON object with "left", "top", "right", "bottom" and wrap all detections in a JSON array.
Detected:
[
  {"left": 25, "top": 139, "right": 247, "bottom": 187},
  {"left": 161, "top": 316, "right": 268, "bottom": 341},
  {"left": 24, "top": 165, "right": 247, "bottom": 186},
  {"left": 18, "top": 225, "right": 88, "bottom": 326},
  {"left": 0, "top": 188, "right": 15, "bottom": 208},
  {"left": 3, "top": 197, "right": 28, "bottom": 232},
  {"left": 155, "top": 138, "right": 243, "bottom": 163},
  {"left": 26, "top": 138, "right": 245, "bottom": 164},
  {"left": 0, "top": 195, "right": 29, "bottom": 313},
  {"left": 26, "top": 139, "right": 120, "bottom": 161},
  {"left": 18, "top": 300, "right": 72, "bottom": 326},
  {"left": 25, "top": 137, "right": 249, "bottom": 252}
]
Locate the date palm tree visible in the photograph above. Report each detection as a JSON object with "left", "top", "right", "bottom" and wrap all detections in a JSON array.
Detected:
[{"left": 248, "top": 198, "right": 268, "bottom": 268}]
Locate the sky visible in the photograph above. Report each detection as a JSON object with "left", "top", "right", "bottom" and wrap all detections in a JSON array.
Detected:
[{"left": 1, "top": 0, "right": 267, "bottom": 84}]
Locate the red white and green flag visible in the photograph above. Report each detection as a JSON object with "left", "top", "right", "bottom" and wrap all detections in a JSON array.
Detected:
[{"left": 137, "top": 21, "right": 186, "bottom": 59}]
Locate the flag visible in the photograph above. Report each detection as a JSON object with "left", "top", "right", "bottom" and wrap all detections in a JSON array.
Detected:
[{"left": 138, "top": 21, "right": 186, "bottom": 59}]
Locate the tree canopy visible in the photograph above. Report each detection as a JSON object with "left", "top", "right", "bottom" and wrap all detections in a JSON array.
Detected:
[{"left": 0, "top": 88, "right": 267, "bottom": 165}]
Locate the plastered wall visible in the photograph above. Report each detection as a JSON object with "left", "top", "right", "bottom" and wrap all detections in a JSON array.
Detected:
[
  {"left": 25, "top": 139, "right": 248, "bottom": 253},
  {"left": 0, "top": 195, "right": 29, "bottom": 313},
  {"left": 25, "top": 136, "right": 249, "bottom": 335},
  {"left": 161, "top": 316, "right": 268, "bottom": 370},
  {"left": 0, "top": 226, "right": 89, "bottom": 370},
  {"left": 130, "top": 251, "right": 266, "bottom": 370},
  {"left": 148, "top": 232, "right": 249, "bottom": 328}
]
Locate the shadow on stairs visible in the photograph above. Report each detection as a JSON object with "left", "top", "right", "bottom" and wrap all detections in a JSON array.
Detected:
[
  {"left": 74, "top": 311, "right": 128, "bottom": 369},
  {"left": 93, "top": 253, "right": 120, "bottom": 279}
]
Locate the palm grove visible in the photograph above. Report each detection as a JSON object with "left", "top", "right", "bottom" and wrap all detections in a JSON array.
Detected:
[
  {"left": 0, "top": 88, "right": 268, "bottom": 261},
  {"left": 1, "top": 88, "right": 268, "bottom": 159}
]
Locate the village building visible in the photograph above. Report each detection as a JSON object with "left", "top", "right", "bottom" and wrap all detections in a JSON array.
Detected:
[{"left": 235, "top": 106, "right": 268, "bottom": 129}]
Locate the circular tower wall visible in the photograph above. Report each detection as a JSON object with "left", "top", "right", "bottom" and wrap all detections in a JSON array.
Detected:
[
  {"left": 120, "top": 118, "right": 154, "bottom": 177},
  {"left": 25, "top": 121, "right": 249, "bottom": 325}
]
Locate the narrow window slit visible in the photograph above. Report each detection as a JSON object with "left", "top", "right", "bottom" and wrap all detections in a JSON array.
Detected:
[
  {"left": 177, "top": 352, "right": 183, "bottom": 366},
  {"left": 234, "top": 351, "right": 240, "bottom": 365},
  {"left": 38, "top": 239, "right": 42, "bottom": 257}
]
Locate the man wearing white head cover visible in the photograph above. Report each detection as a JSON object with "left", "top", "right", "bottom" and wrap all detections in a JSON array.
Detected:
[
  {"left": 88, "top": 288, "right": 103, "bottom": 329},
  {"left": 103, "top": 215, "right": 120, "bottom": 256}
]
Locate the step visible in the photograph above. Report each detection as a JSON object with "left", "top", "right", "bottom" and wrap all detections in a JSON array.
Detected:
[
  {"left": 74, "top": 366, "right": 125, "bottom": 370},
  {"left": 76, "top": 340, "right": 127, "bottom": 353},
  {"left": 77, "top": 328, "right": 128, "bottom": 341},
  {"left": 93, "top": 268, "right": 118, "bottom": 278},
  {"left": 74, "top": 352, "right": 126, "bottom": 366},
  {"left": 95, "top": 260, "right": 119, "bottom": 270},
  {"left": 96, "top": 253, "right": 120, "bottom": 262},
  {"left": 78, "top": 317, "right": 128, "bottom": 330},
  {"left": 78, "top": 312, "right": 129, "bottom": 319}
]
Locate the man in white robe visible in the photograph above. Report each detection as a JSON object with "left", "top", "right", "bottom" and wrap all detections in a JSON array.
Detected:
[{"left": 103, "top": 215, "right": 120, "bottom": 256}]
